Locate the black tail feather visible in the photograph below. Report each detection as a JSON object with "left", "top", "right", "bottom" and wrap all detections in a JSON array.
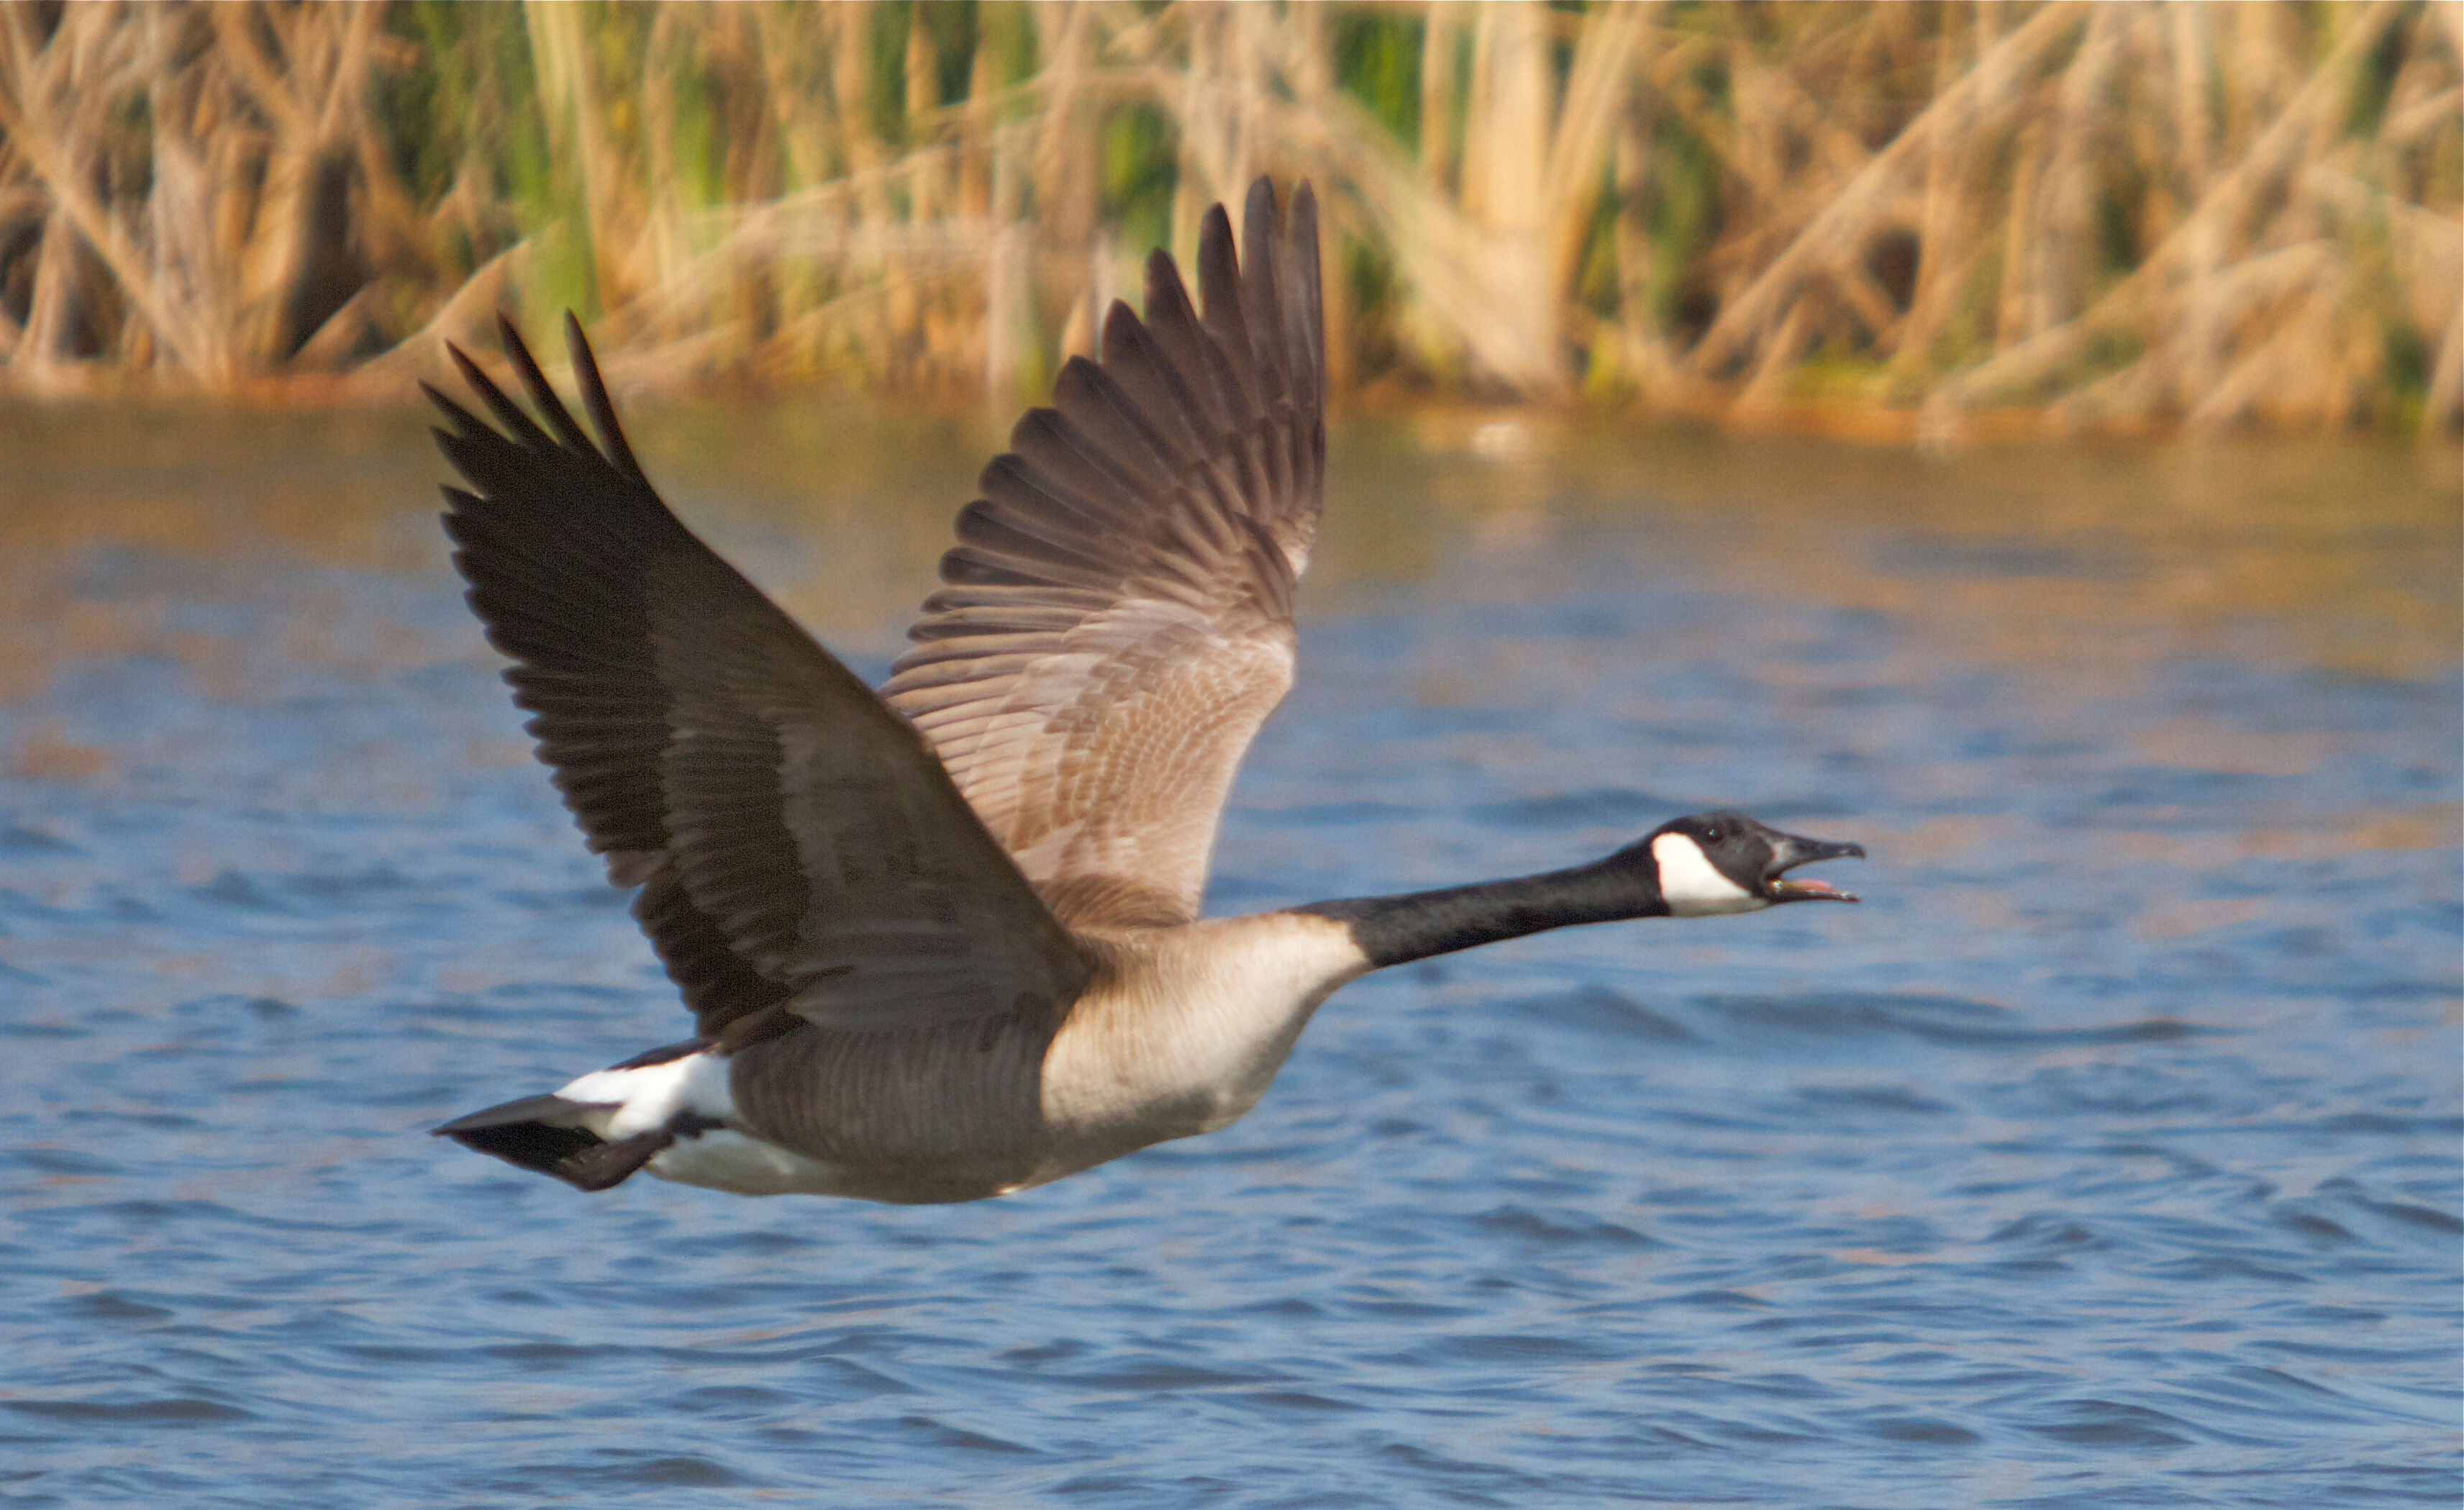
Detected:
[
  {"left": 435, "top": 1093, "right": 664, "bottom": 1192},
  {"left": 435, "top": 1093, "right": 592, "bottom": 1134},
  {"left": 555, "top": 1129, "right": 676, "bottom": 1192}
]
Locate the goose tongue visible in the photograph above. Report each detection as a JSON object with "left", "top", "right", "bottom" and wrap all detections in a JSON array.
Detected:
[{"left": 1769, "top": 875, "right": 1856, "bottom": 901}]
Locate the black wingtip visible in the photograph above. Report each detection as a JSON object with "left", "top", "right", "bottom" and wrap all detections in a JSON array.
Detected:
[
  {"left": 417, "top": 379, "right": 463, "bottom": 429},
  {"left": 563, "top": 311, "right": 644, "bottom": 481},
  {"left": 1142, "top": 246, "right": 1198, "bottom": 335},
  {"left": 1238, "top": 180, "right": 1294, "bottom": 407},
  {"left": 447, "top": 335, "right": 555, "bottom": 450},
  {"left": 1288, "top": 183, "right": 1322, "bottom": 297},
  {"left": 1055, "top": 353, "right": 1104, "bottom": 390},
  {"left": 1282, "top": 182, "right": 1324, "bottom": 411},
  {"left": 1196, "top": 202, "right": 1236, "bottom": 309},
  {"left": 494, "top": 314, "right": 597, "bottom": 455},
  {"left": 445, "top": 339, "right": 488, "bottom": 390},
  {"left": 1243, "top": 175, "right": 1280, "bottom": 235}
]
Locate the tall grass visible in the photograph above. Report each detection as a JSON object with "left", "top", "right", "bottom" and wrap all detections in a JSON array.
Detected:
[{"left": 0, "top": 1, "right": 2455, "bottom": 435}]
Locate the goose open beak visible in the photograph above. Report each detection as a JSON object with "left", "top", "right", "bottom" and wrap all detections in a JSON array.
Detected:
[{"left": 1762, "top": 830, "right": 1866, "bottom": 903}]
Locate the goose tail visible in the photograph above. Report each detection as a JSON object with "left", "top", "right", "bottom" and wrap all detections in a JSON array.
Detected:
[{"left": 433, "top": 1093, "right": 669, "bottom": 1192}]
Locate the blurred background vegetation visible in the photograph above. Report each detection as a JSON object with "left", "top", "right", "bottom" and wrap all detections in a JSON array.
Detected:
[{"left": 0, "top": 1, "right": 2455, "bottom": 437}]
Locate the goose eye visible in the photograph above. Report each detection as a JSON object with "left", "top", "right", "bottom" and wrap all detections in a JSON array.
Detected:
[{"left": 1703, "top": 827, "right": 1722, "bottom": 843}]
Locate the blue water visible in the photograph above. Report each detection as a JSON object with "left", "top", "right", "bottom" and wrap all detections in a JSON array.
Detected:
[{"left": 1, "top": 405, "right": 2456, "bottom": 1506}]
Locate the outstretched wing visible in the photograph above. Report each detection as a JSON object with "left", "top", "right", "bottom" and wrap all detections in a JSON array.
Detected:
[
  {"left": 429, "top": 316, "right": 1089, "bottom": 1037},
  {"left": 881, "top": 178, "right": 1326, "bottom": 929}
]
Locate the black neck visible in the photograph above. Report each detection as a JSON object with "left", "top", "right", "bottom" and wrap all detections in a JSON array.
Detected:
[{"left": 1296, "top": 855, "right": 1667, "bottom": 969}]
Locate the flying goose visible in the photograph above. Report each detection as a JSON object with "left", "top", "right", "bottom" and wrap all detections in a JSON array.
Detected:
[{"left": 428, "top": 179, "right": 1863, "bottom": 1202}]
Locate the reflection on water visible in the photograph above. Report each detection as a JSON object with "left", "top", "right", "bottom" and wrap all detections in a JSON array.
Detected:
[{"left": 0, "top": 397, "right": 2456, "bottom": 1505}]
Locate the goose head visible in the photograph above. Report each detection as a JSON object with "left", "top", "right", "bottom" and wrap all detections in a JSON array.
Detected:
[{"left": 1634, "top": 811, "right": 1865, "bottom": 916}]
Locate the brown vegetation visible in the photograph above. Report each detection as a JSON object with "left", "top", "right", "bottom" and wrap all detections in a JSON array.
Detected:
[{"left": 0, "top": 1, "right": 2456, "bottom": 436}]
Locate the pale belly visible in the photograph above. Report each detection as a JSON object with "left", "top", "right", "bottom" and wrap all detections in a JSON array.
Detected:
[
  {"left": 640, "top": 1110, "right": 1053, "bottom": 1206},
  {"left": 642, "top": 1128, "right": 855, "bottom": 1198}
]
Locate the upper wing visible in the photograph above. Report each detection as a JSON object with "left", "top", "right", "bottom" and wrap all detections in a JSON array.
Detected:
[
  {"left": 881, "top": 178, "right": 1326, "bottom": 930},
  {"left": 429, "top": 317, "right": 1089, "bottom": 1037}
]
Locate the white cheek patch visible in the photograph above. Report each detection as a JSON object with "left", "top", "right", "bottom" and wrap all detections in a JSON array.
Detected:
[{"left": 1652, "top": 832, "right": 1769, "bottom": 917}]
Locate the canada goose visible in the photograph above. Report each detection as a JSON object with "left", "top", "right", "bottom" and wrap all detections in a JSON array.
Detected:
[{"left": 427, "top": 179, "right": 1863, "bottom": 1202}]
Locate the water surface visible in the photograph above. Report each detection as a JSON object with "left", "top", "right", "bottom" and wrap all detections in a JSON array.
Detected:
[{"left": 1, "top": 400, "right": 2456, "bottom": 1506}]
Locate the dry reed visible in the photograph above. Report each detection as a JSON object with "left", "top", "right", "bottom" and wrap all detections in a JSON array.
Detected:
[{"left": 0, "top": 1, "right": 2455, "bottom": 437}]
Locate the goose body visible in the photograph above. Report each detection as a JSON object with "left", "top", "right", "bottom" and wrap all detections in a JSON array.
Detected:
[{"left": 428, "top": 180, "right": 1863, "bottom": 1203}]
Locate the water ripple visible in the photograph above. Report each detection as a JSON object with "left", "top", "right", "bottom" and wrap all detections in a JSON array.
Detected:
[{"left": 0, "top": 417, "right": 2453, "bottom": 1506}]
